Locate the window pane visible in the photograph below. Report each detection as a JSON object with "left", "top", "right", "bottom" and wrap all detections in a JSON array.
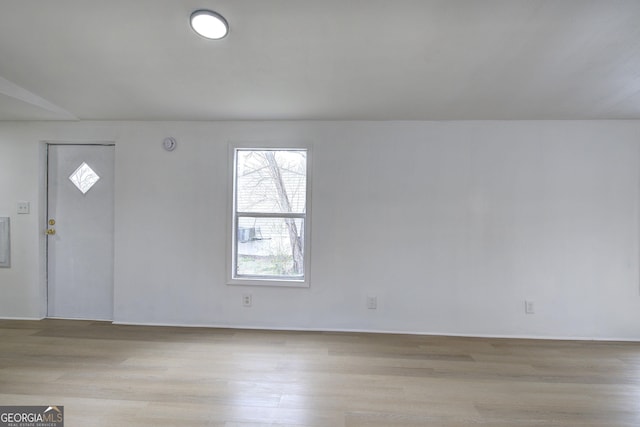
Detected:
[
  {"left": 69, "top": 162, "right": 100, "bottom": 194},
  {"left": 236, "top": 150, "right": 306, "bottom": 213},
  {"left": 236, "top": 216, "right": 304, "bottom": 278}
]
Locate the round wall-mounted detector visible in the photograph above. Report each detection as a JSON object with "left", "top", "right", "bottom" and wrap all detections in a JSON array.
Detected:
[{"left": 163, "top": 137, "right": 177, "bottom": 151}]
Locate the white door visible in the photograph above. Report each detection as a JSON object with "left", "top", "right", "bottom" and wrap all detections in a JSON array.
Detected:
[{"left": 47, "top": 144, "right": 114, "bottom": 320}]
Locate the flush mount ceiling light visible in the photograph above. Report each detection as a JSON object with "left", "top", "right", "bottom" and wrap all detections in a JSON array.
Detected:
[{"left": 190, "top": 9, "right": 229, "bottom": 40}]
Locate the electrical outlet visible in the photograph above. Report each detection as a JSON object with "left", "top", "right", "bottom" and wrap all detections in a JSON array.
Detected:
[
  {"left": 367, "top": 296, "right": 377, "bottom": 310},
  {"left": 525, "top": 300, "right": 535, "bottom": 314},
  {"left": 242, "top": 294, "right": 252, "bottom": 307}
]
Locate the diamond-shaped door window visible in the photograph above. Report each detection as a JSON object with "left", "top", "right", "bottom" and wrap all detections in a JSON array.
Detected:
[{"left": 69, "top": 162, "right": 100, "bottom": 194}]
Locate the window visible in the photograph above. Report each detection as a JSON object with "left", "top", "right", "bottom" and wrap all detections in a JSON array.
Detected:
[{"left": 231, "top": 147, "right": 309, "bottom": 285}]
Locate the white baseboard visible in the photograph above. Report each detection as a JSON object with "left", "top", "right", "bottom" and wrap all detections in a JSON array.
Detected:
[
  {"left": 110, "top": 320, "right": 640, "bottom": 342},
  {"left": 0, "top": 316, "right": 45, "bottom": 321},
  {"left": 46, "top": 316, "right": 112, "bottom": 322}
]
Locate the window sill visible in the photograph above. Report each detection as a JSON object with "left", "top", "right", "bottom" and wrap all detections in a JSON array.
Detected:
[{"left": 227, "top": 277, "right": 309, "bottom": 288}]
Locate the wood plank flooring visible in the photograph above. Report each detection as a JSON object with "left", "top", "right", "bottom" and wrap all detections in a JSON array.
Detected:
[{"left": 0, "top": 319, "right": 639, "bottom": 426}]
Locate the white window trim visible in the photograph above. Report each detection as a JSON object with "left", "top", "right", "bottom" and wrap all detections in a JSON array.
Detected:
[{"left": 227, "top": 141, "right": 312, "bottom": 288}]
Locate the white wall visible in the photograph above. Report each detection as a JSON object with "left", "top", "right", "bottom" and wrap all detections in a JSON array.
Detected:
[
  {"left": 1, "top": 120, "right": 639, "bottom": 339},
  {"left": 0, "top": 124, "right": 44, "bottom": 318}
]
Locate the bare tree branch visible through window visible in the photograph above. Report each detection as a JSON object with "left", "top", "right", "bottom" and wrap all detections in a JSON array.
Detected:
[{"left": 264, "top": 151, "right": 304, "bottom": 274}]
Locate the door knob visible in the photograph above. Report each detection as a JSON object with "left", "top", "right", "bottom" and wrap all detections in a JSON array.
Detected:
[{"left": 46, "top": 229, "right": 56, "bottom": 235}]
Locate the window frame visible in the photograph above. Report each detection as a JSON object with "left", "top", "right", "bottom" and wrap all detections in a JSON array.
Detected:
[{"left": 227, "top": 142, "right": 311, "bottom": 287}]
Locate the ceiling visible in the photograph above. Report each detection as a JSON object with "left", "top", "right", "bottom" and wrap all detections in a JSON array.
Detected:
[{"left": 2, "top": 0, "right": 640, "bottom": 121}]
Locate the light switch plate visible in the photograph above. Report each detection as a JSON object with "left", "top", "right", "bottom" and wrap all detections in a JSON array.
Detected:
[{"left": 17, "top": 201, "right": 30, "bottom": 214}]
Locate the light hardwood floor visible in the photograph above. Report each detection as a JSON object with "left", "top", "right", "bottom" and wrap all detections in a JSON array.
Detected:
[{"left": 0, "top": 319, "right": 639, "bottom": 426}]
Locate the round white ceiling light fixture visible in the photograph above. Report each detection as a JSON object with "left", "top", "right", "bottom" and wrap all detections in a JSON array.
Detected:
[{"left": 190, "top": 10, "right": 229, "bottom": 40}]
